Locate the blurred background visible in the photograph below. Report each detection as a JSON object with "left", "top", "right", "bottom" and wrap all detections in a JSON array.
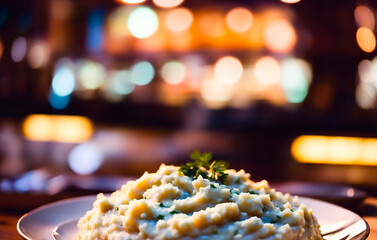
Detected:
[{"left": 1, "top": 0, "right": 377, "bottom": 208}]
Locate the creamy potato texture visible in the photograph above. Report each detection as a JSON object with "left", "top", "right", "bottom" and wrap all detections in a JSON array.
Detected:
[{"left": 76, "top": 164, "right": 323, "bottom": 240}]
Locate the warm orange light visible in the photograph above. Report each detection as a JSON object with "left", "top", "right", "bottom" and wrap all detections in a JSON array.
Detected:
[
  {"left": 117, "top": 0, "right": 146, "bottom": 4},
  {"left": 254, "top": 56, "right": 281, "bottom": 85},
  {"left": 165, "top": 8, "right": 193, "bottom": 32},
  {"left": 198, "top": 12, "right": 225, "bottom": 38},
  {"left": 226, "top": 7, "right": 253, "bottom": 33},
  {"left": 280, "top": 0, "right": 301, "bottom": 3},
  {"left": 214, "top": 56, "right": 243, "bottom": 84},
  {"left": 356, "top": 27, "right": 376, "bottom": 53},
  {"left": 27, "top": 41, "right": 50, "bottom": 69},
  {"left": 264, "top": 19, "right": 297, "bottom": 53},
  {"left": 153, "top": 0, "right": 184, "bottom": 8},
  {"left": 201, "top": 76, "right": 233, "bottom": 109},
  {"left": 23, "top": 114, "right": 93, "bottom": 143},
  {"left": 354, "top": 5, "right": 375, "bottom": 30},
  {"left": 292, "top": 135, "right": 377, "bottom": 166}
]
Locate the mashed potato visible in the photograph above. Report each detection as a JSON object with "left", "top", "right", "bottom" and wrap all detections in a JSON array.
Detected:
[{"left": 76, "top": 164, "right": 323, "bottom": 240}]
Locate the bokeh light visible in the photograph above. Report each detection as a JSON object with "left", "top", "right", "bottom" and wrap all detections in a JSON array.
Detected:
[
  {"left": 153, "top": 0, "right": 184, "bottom": 8},
  {"left": 117, "top": 0, "right": 147, "bottom": 4},
  {"left": 201, "top": 76, "right": 233, "bottom": 109},
  {"left": 281, "top": 58, "right": 312, "bottom": 103},
  {"left": 199, "top": 12, "right": 225, "bottom": 38},
  {"left": 161, "top": 61, "right": 187, "bottom": 85},
  {"left": 358, "top": 59, "right": 373, "bottom": 83},
  {"left": 356, "top": 27, "right": 376, "bottom": 53},
  {"left": 23, "top": 114, "right": 93, "bottom": 143},
  {"left": 356, "top": 83, "right": 375, "bottom": 109},
  {"left": 108, "top": 70, "right": 135, "bottom": 95},
  {"left": 356, "top": 59, "right": 376, "bottom": 109},
  {"left": 49, "top": 91, "right": 70, "bottom": 110},
  {"left": 78, "top": 60, "right": 106, "bottom": 90},
  {"left": 165, "top": 8, "right": 193, "bottom": 32},
  {"left": 52, "top": 65, "right": 75, "bottom": 97},
  {"left": 354, "top": 5, "right": 375, "bottom": 30},
  {"left": 280, "top": 0, "right": 301, "bottom": 3},
  {"left": 292, "top": 135, "right": 377, "bottom": 166},
  {"left": 27, "top": 41, "right": 50, "bottom": 69},
  {"left": 214, "top": 56, "right": 243, "bottom": 84},
  {"left": 131, "top": 61, "right": 155, "bottom": 85},
  {"left": 226, "top": 7, "right": 253, "bottom": 33},
  {"left": 11, "top": 37, "right": 27, "bottom": 62},
  {"left": 68, "top": 142, "right": 103, "bottom": 175},
  {"left": 128, "top": 7, "right": 159, "bottom": 39},
  {"left": 86, "top": 9, "right": 105, "bottom": 53},
  {"left": 108, "top": 7, "right": 130, "bottom": 38},
  {"left": 264, "top": 19, "right": 297, "bottom": 53},
  {"left": 254, "top": 56, "right": 281, "bottom": 85}
]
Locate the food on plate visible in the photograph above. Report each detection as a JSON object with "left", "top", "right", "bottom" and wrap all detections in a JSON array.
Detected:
[{"left": 76, "top": 151, "right": 323, "bottom": 240}]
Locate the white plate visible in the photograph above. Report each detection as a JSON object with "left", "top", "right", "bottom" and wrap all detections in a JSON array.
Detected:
[{"left": 17, "top": 195, "right": 369, "bottom": 240}]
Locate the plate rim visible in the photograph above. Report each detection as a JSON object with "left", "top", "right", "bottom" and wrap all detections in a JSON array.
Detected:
[
  {"left": 17, "top": 195, "right": 96, "bottom": 240},
  {"left": 17, "top": 195, "right": 370, "bottom": 240}
]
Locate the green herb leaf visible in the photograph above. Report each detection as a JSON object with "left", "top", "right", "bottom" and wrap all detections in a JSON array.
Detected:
[
  {"left": 179, "top": 150, "right": 229, "bottom": 184},
  {"left": 169, "top": 210, "right": 179, "bottom": 214},
  {"left": 248, "top": 190, "right": 257, "bottom": 195},
  {"left": 210, "top": 184, "right": 216, "bottom": 189},
  {"left": 157, "top": 215, "right": 165, "bottom": 220},
  {"left": 290, "top": 209, "right": 294, "bottom": 212},
  {"left": 159, "top": 202, "right": 165, "bottom": 208}
]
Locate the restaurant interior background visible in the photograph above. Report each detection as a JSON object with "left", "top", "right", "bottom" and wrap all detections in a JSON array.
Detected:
[{"left": 1, "top": 0, "right": 377, "bottom": 209}]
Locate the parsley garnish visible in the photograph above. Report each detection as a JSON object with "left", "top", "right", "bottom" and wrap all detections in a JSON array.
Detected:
[
  {"left": 157, "top": 215, "right": 165, "bottom": 220},
  {"left": 210, "top": 184, "right": 216, "bottom": 189},
  {"left": 179, "top": 150, "right": 229, "bottom": 184},
  {"left": 248, "top": 190, "right": 257, "bottom": 195},
  {"left": 169, "top": 210, "right": 179, "bottom": 214},
  {"left": 159, "top": 202, "right": 165, "bottom": 208},
  {"left": 290, "top": 209, "right": 294, "bottom": 212}
]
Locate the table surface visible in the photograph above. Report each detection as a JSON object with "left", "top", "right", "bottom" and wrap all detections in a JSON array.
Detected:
[{"left": 1, "top": 196, "right": 377, "bottom": 239}]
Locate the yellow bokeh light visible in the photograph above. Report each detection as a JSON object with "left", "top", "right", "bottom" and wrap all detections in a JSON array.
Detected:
[
  {"left": 23, "top": 115, "right": 93, "bottom": 143},
  {"left": 161, "top": 61, "right": 187, "bottom": 85},
  {"left": 165, "top": 8, "right": 194, "bottom": 32},
  {"left": 264, "top": 19, "right": 297, "bottom": 53},
  {"left": 128, "top": 7, "right": 159, "bottom": 39},
  {"left": 254, "top": 56, "right": 281, "bottom": 85},
  {"left": 201, "top": 76, "right": 233, "bottom": 109},
  {"left": 226, "top": 7, "right": 253, "bottom": 33},
  {"left": 356, "top": 27, "right": 376, "bottom": 53},
  {"left": 108, "top": 7, "right": 130, "bottom": 39},
  {"left": 354, "top": 5, "right": 375, "bottom": 30},
  {"left": 214, "top": 56, "right": 243, "bottom": 84},
  {"left": 153, "top": 0, "right": 184, "bottom": 8},
  {"left": 78, "top": 60, "right": 106, "bottom": 90},
  {"left": 292, "top": 135, "right": 377, "bottom": 166}
]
